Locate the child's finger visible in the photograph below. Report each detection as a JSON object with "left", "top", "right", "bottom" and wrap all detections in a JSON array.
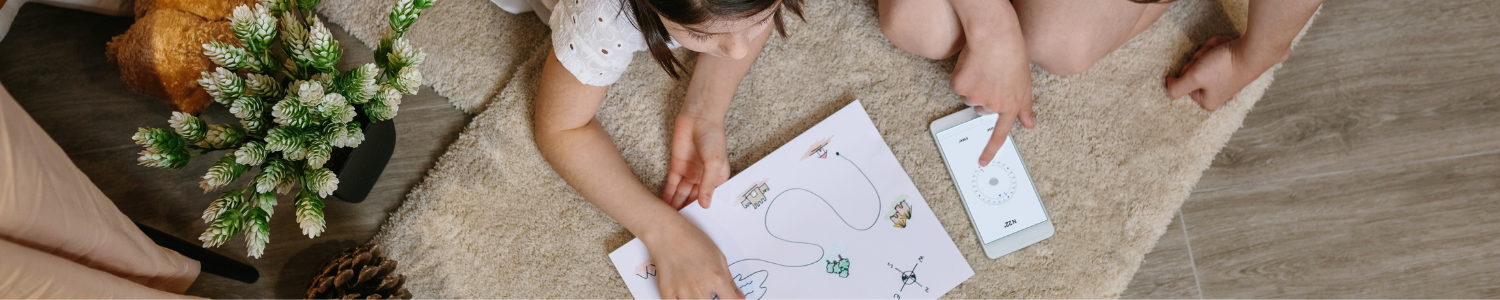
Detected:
[
  {"left": 1019, "top": 110, "right": 1036, "bottom": 129},
  {"left": 685, "top": 184, "right": 701, "bottom": 208},
  {"left": 978, "top": 112, "right": 1016, "bottom": 167},
  {"left": 973, "top": 105, "right": 996, "bottom": 116},
  {"left": 1166, "top": 73, "right": 1202, "bottom": 100},
  {"left": 1019, "top": 95, "right": 1036, "bottom": 129},
  {"left": 716, "top": 276, "right": 746, "bottom": 300},
  {"left": 1177, "top": 39, "right": 1215, "bottom": 78},
  {"left": 697, "top": 181, "right": 716, "bottom": 209},
  {"left": 1196, "top": 87, "right": 1225, "bottom": 111},
  {"left": 663, "top": 173, "right": 683, "bottom": 202},
  {"left": 672, "top": 181, "right": 694, "bottom": 208},
  {"left": 1191, "top": 43, "right": 1213, "bottom": 64},
  {"left": 699, "top": 160, "right": 730, "bottom": 209},
  {"left": 1204, "top": 36, "right": 1231, "bottom": 49},
  {"left": 1193, "top": 90, "right": 1213, "bottom": 111}
]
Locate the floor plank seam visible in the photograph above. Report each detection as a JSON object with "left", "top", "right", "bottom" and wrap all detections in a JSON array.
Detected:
[
  {"left": 1180, "top": 208, "right": 1205, "bottom": 300},
  {"left": 1195, "top": 148, "right": 1500, "bottom": 194}
]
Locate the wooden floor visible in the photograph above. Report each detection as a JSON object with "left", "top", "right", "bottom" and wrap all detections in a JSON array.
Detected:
[
  {"left": 1122, "top": 0, "right": 1500, "bottom": 298},
  {"left": 1, "top": 0, "right": 1495, "bottom": 298}
]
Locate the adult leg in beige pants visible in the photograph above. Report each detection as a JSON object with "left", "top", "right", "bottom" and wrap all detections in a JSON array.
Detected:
[
  {"left": 0, "top": 81, "right": 201, "bottom": 297},
  {"left": 0, "top": 239, "right": 199, "bottom": 298}
]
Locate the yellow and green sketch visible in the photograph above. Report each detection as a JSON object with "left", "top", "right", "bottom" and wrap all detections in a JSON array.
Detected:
[
  {"left": 889, "top": 195, "right": 912, "bottom": 228},
  {"left": 740, "top": 180, "right": 771, "bottom": 209}
]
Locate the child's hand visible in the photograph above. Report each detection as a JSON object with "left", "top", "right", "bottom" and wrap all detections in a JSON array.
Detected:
[
  {"left": 663, "top": 114, "right": 731, "bottom": 209},
  {"left": 645, "top": 219, "right": 745, "bottom": 300},
  {"left": 951, "top": 41, "right": 1036, "bottom": 167},
  {"left": 1167, "top": 36, "right": 1284, "bottom": 111}
]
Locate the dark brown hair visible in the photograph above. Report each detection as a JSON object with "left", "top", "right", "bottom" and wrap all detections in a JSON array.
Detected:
[{"left": 622, "top": 0, "right": 803, "bottom": 78}]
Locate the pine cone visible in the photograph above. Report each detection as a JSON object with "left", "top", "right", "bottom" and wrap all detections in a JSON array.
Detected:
[{"left": 306, "top": 244, "right": 412, "bottom": 299}]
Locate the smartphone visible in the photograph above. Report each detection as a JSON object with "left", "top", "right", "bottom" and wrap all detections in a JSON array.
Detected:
[{"left": 930, "top": 107, "right": 1054, "bottom": 259}]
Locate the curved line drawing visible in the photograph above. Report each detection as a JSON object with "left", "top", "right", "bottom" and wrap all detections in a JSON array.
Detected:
[
  {"left": 836, "top": 153, "right": 884, "bottom": 208},
  {"left": 728, "top": 153, "right": 884, "bottom": 268}
]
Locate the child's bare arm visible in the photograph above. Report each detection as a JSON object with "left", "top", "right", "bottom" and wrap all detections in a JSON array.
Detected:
[
  {"left": 1167, "top": 0, "right": 1321, "bottom": 110},
  {"left": 533, "top": 50, "right": 743, "bottom": 299},
  {"left": 662, "top": 25, "right": 774, "bottom": 208},
  {"left": 947, "top": 0, "right": 1035, "bottom": 167},
  {"left": 534, "top": 50, "right": 668, "bottom": 235},
  {"left": 1242, "top": 0, "right": 1322, "bottom": 67}
]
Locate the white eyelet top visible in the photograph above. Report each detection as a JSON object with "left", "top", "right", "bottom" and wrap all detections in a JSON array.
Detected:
[{"left": 545, "top": 0, "right": 680, "bottom": 86}]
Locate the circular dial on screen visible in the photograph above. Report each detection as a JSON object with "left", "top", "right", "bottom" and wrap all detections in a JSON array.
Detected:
[{"left": 971, "top": 161, "right": 1018, "bottom": 205}]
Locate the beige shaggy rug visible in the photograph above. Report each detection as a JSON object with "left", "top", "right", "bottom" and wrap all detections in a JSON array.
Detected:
[{"left": 321, "top": 0, "right": 1314, "bottom": 297}]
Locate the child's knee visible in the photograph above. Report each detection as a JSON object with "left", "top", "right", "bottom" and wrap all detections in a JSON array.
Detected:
[
  {"left": 878, "top": 4, "right": 961, "bottom": 60},
  {"left": 1026, "top": 34, "right": 1100, "bottom": 76},
  {"left": 881, "top": 23, "right": 954, "bottom": 60}
]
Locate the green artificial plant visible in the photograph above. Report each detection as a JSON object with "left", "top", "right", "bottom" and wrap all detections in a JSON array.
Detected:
[{"left": 131, "top": 0, "right": 434, "bottom": 258}]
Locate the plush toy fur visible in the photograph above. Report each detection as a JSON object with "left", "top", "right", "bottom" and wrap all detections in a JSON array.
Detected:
[
  {"left": 132, "top": 0, "right": 247, "bottom": 20},
  {"left": 105, "top": 0, "right": 252, "bottom": 113}
]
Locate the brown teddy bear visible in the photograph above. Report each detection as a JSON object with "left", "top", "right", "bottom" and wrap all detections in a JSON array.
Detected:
[{"left": 106, "top": 0, "right": 254, "bottom": 113}]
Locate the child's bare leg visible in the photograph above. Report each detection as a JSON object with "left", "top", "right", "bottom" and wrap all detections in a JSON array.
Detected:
[
  {"left": 877, "top": 0, "right": 965, "bottom": 60},
  {"left": 1014, "top": 0, "right": 1170, "bottom": 75}
]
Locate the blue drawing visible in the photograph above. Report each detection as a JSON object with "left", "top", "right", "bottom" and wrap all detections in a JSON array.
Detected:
[{"left": 734, "top": 270, "right": 770, "bottom": 299}]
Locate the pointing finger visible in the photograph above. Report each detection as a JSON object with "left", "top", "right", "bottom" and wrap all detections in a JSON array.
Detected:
[{"left": 978, "top": 112, "right": 1015, "bottom": 167}]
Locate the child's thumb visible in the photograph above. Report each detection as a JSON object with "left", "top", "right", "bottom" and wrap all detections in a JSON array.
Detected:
[
  {"left": 700, "top": 182, "right": 717, "bottom": 208},
  {"left": 1166, "top": 75, "right": 1200, "bottom": 100},
  {"left": 700, "top": 161, "right": 730, "bottom": 209}
]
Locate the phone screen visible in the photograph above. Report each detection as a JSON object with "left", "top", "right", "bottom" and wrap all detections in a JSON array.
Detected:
[{"left": 935, "top": 113, "right": 1049, "bottom": 244}]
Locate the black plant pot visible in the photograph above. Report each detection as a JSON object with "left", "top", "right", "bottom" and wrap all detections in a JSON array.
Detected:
[{"left": 324, "top": 117, "right": 395, "bottom": 203}]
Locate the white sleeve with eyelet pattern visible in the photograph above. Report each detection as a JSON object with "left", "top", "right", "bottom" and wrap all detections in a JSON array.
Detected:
[{"left": 548, "top": 0, "right": 678, "bottom": 86}]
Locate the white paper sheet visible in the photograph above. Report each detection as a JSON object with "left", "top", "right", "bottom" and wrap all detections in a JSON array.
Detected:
[{"left": 609, "top": 100, "right": 974, "bottom": 299}]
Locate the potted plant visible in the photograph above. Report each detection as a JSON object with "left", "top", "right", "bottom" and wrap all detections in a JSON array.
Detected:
[{"left": 130, "top": 0, "right": 433, "bottom": 258}]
